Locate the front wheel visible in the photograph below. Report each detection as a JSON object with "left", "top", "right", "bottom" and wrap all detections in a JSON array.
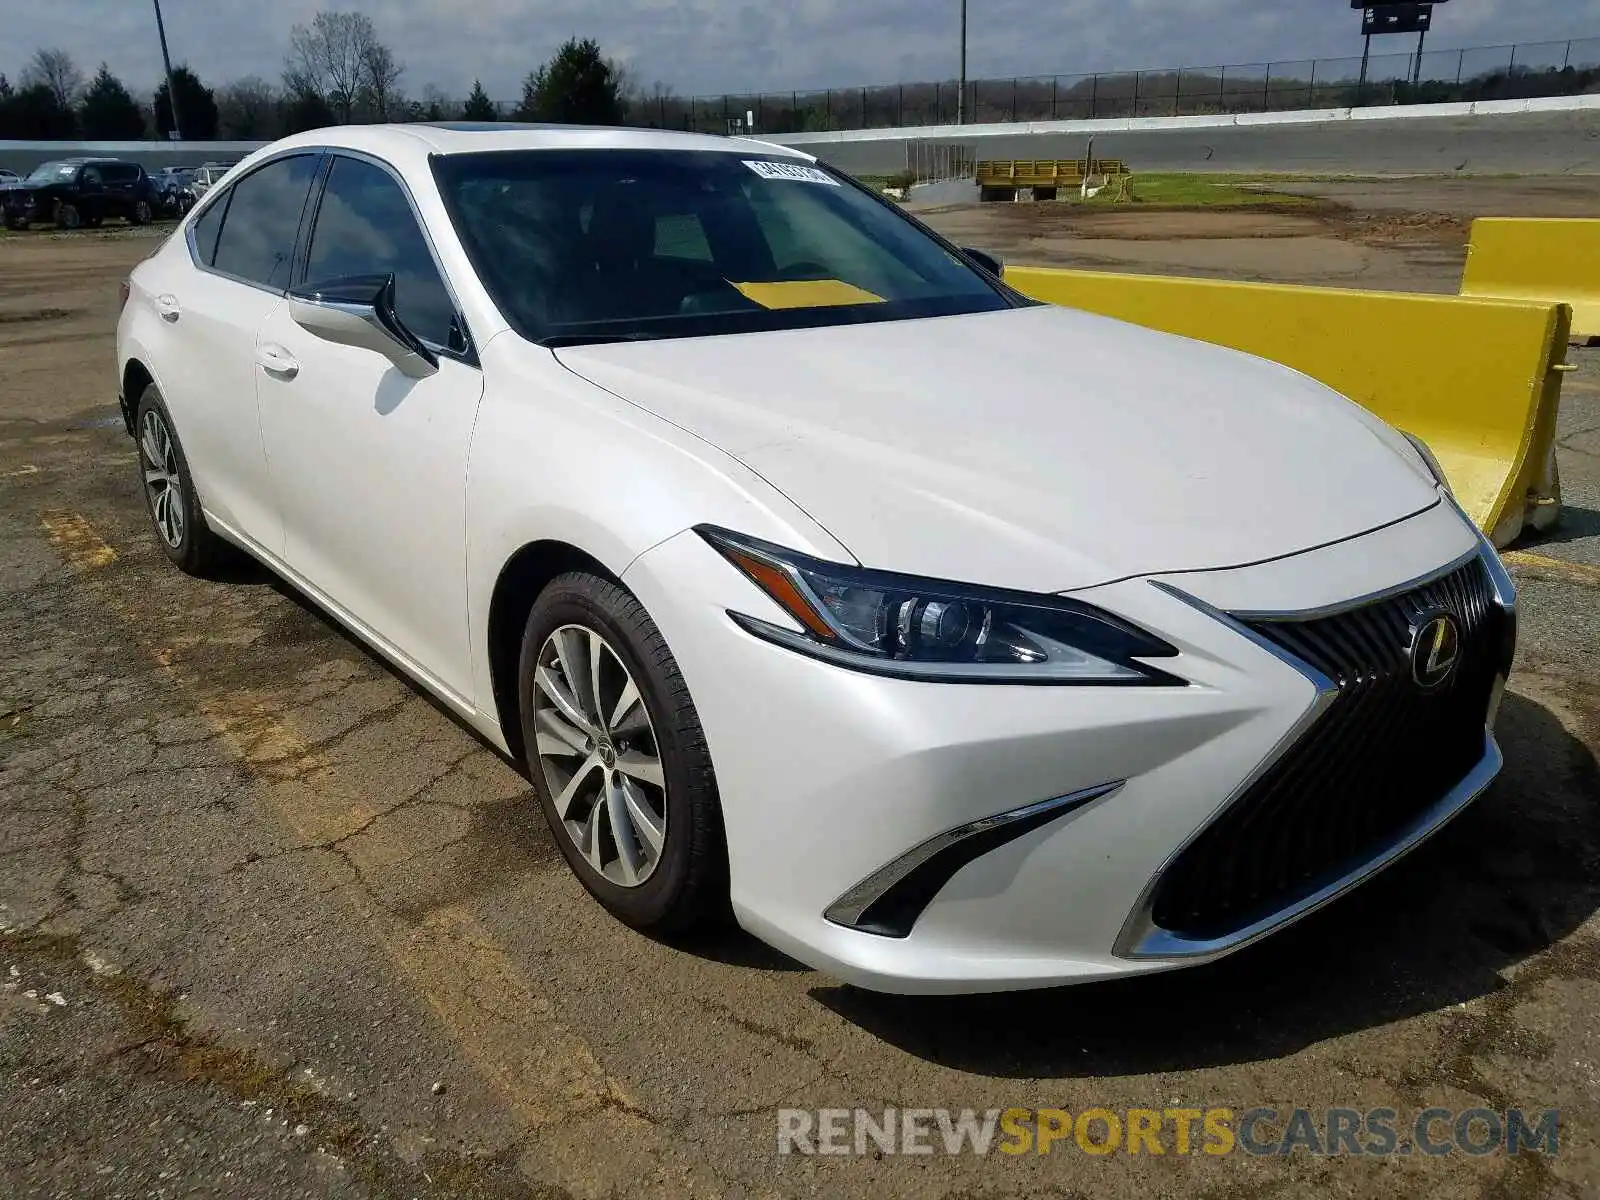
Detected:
[
  {"left": 129, "top": 200, "right": 152, "bottom": 226},
  {"left": 518, "top": 573, "right": 727, "bottom": 932},
  {"left": 55, "top": 202, "right": 81, "bottom": 230}
]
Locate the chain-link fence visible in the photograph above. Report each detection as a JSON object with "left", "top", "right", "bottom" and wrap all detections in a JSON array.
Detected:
[{"left": 585, "top": 36, "right": 1598, "bottom": 134}]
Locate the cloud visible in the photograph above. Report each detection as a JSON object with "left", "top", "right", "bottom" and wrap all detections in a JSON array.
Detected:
[{"left": 5, "top": 0, "right": 1594, "bottom": 103}]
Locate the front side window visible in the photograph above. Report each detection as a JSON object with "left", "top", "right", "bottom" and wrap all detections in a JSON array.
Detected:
[
  {"left": 432, "top": 149, "right": 1012, "bottom": 344},
  {"left": 303, "top": 155, "right": 457, "bottom": 348},
  {"left": 210, "top": 154, "right": 320, "bottom": 290}
]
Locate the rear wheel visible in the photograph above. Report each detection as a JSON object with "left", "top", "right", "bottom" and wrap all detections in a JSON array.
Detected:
[
  {"left": 134, "top": 384, "right": 233, "bottom": 576},
  {"left": 518, "top": 572, "right": 727, "bottom": 932}
]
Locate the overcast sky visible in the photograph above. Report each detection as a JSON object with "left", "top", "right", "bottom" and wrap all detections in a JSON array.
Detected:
[{"left": 6, "top": 1, "right": 1596, "bottom": 102}]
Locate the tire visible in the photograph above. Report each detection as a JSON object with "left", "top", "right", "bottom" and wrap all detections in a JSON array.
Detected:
[
  {"left": 3, "top": 215, "right": 26, "bottom": 231},
  {"left": 129, "top": 200, "right": 152, "bottom": 226},
  {"left": 518, "top": 572, "right": 727, "bottom": 933},
  {"left": 133, "top": 384, "right": 233, "bottom": 576},
  {"left": 55, "top": 202, "right": 81, "bottom": 230}
]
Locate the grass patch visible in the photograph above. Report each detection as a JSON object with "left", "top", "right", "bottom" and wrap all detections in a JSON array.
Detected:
[{"left": 1117, "top": 173, "right": 1319, "bottom": 208}]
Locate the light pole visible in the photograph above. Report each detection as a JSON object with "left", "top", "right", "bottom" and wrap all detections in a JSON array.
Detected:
[
  {"left": 957, "top": 0, "right": 968, "bottom": 125},
  {"left": 152, "top": 0, "right": 182, "bottom": 140}
]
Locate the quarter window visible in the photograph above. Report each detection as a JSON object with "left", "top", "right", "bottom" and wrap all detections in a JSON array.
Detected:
[
  {"left": 304, "top": 156, "right": 457, "bottom": 349},
  {"left": 190, "top": 195, "right": 227, "bottom": 266},
  {"left": 211, "top": 154, "right": 320, "bottom": 290}
]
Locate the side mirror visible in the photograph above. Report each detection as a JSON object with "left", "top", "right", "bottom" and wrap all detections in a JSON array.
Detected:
[
  {"left": 963, "top": 246, "right": 1004, "bottom": 278},
  {"left": 287, "top": 273, "right": 439, "bottom": 380}
]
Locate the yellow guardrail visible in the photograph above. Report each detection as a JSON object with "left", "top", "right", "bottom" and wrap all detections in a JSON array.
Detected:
[
  {"left": 1460, "top": 217, "right": 1600, "bottom": 342},
  {"left": 1004, "top": 266, "right": 1572, "bottom": 547}
]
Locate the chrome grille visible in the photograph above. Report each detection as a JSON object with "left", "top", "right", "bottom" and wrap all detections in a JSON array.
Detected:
[{"left": 1149, "top": 556, "right": 1507, "bottom": 941}]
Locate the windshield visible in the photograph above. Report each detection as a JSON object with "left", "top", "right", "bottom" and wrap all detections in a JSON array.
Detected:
[
  {"left": 24, "top": 161, "right": 76, "bottom": 184},
  {"left": 431, "top": 149, "right": 1014, "bottom": 344}
]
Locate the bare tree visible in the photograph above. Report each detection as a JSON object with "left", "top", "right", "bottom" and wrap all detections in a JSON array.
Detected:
[
  {"left": 419, "top": 83, "right": 455, "bottom": 122},
  {"left": 285, "top": 11, "right": 377, "bottom": 123},
  {"left": 22, "top": 47, "right": 83, "bottom": 110},
  {"left": 360, "top": 41, "right": 404, "bottom": 120},
  {"left": 609, "top": 58, "right": 638, "bottom": 120},
  {"left": 217, "top": 75, "right": 279, "bottom": 138}
]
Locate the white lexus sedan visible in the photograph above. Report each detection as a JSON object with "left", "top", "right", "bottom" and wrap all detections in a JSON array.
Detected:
[{"left": 116, "top": 124, "right": 1515, "bottom": 993}]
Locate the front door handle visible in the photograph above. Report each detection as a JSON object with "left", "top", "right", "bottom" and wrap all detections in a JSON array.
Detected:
[
  {"left": 255, "top": 344, "right": 300, "bottom": 380},
  {"left": 155, "top": 294, "right": 181, "bottom": 322}
]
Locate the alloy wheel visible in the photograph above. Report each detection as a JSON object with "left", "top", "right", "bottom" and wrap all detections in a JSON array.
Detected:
[
  {"left": 139, "top": 408, "right": 185, "bottom": 548},
  {"left": 531, "top": 623, "right": 667, "bottom": 887}
]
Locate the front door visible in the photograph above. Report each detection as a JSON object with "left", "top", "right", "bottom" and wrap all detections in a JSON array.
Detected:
[{"left": 255, "top": 152, "right": 484, "bottom": 703}]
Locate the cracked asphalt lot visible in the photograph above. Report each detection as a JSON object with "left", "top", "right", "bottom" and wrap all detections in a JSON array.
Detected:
[{"left": 3, "top": 224, "right": 1600, "bottom": 1199}]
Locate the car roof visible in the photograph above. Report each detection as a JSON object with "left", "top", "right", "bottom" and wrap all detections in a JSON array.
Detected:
[{"left": 260, "top": 121, "right": 813, "bottom": 165}]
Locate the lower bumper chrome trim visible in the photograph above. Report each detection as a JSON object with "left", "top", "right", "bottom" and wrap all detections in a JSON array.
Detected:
[{"left": 825, "top": 780, "right": 1125, "bottom": 939}]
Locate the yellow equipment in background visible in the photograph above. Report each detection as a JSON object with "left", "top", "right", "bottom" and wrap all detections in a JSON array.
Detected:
[{"left": 974, "top": 159, "right": 1130, "bottom": 201}]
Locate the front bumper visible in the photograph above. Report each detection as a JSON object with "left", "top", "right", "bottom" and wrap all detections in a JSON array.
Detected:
[{"left": 622, "top": 499, "right": 1512, "bottom": 993}]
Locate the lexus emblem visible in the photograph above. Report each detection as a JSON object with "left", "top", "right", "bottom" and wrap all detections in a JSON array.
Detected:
[{"left": 1410, "top": 612, "right": 1461, "bottom": 691}]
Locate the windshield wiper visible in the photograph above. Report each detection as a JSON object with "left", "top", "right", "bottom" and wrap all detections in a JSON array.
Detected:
[{"left": 539, "top": 332, "right": 663, "bottom": 348}]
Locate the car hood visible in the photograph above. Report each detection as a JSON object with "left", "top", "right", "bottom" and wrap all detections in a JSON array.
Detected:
[{"left": 554, "top": 305, "right": 1439, "bottom": 593}]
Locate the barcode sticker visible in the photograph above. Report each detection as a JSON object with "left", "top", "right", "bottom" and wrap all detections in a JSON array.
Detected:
[{"left": 743, "top": 160, "right": 840, "bottom": 186}]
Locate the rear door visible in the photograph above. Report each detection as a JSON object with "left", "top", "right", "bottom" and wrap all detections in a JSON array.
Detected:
[{"left": 152, "top": 152, "right": 322, "bottom": 554}]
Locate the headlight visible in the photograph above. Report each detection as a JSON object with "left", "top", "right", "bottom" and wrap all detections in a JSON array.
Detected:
[
  {"left": 698, "top": 526, "right": 1183, "bottom": 685},
  {"left": 1402, "top": 431, "right": 1453, "bottom": 497}
]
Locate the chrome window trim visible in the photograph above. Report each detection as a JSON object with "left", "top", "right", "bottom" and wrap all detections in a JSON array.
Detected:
[
  {"left": 183, "top": 149, "right": 323, "bottom": 298},
  {"left": 1113, "top": 545, "right": 1510, "bottom": 961},
  {"left": 825, "top": 780, "right": 1125, "bottom": 935},
  {"left": 304, "top": 148, "right": 479, "bottom": 369}
]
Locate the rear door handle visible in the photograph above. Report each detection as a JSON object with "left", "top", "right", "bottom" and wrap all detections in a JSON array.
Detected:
[
  {"left": 255, "top": 344, "right": 300, "bottom": 380},
  {"left": 155, "top": 294, "right": 181, "bottom": 323}
]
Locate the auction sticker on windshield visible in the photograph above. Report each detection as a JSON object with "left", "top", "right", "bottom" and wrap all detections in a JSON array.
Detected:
[{"left": 744, "top": 160, "right": 840, "bottom": 185}]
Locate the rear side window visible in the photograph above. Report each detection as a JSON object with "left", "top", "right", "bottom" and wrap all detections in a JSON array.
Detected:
[
  {"left": 190, "top": 195, "right": 227, "bottom": 266},
  {"left": 304, "top": 155, "right": 456, "bottom": 348},
  {"left": 211, "top": 154, "right": 320, "bottom": 290},
  {"left": 102, "top": 163, "right": 141, "bottom": 183}
]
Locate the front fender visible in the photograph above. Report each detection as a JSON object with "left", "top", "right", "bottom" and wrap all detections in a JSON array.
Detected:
[{"left": 463, "top": 343, "right": 852, "bottom": 734}]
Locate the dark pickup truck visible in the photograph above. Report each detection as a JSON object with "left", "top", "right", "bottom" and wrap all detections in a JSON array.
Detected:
[{"left": 1, "top": 158, "right": 158, "bottom": 230}]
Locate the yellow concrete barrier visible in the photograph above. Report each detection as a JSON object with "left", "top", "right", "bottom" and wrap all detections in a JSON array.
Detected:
[
  {"left": 1461, "top": 217, "right": 1600, "bottom": 342},
  {"left": 1004, "top": 266, "right": 1572, "bottom": 547}
]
